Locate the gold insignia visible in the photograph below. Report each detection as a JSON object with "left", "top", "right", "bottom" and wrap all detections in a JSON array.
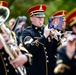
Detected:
[
  {"left": 56, "top": 60, "right": 63, "bottom": 64},
  {"left": 57, "top": 43, "right": 62, "bottom": 50},
  {"left": 62, "top": 10, "right": 65, "bottom": 16},
  {"left": 25, "top": 53, "right": 33, "bottom": 57},
  {"left": 35, "top": 40, "right": 44, "bottom": 46},
  {"left": 0, "top": 1, "right": 2, "bottom": 6},
  {"left": 54, "top": 64, "right": 70, "bottom": 74},
  {"left": 19, "top": 43, "right": 28, "bottom": 53},
  {"left": 25, "top": 53, "right": 33, "bottom": 63},
  {"left": 34, "top": 40, "right": 39, "bottom": 46},
  {"left": 69, "top": 16, "right": 76, "bottom": 26},
  {"left": 39, "top": 5, "right": 42, "bottom": 10},
  {"left": 35, "top": 42, "right": 39, "bottom": 46},
  {"left": 11, "top": 31, "right": 17, "bottom": 42}
]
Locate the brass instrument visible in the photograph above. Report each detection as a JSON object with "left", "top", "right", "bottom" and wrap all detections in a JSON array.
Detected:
[
  {"left": 39, "top": 22, "right": 71, "bottom": 49},
  {"left": 0, "top": 6, "right": 26, "bottom": 75}
]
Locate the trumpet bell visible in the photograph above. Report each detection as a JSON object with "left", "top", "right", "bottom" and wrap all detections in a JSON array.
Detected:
[{"left": 0, "top": 6, "right": 10, "bottom": 24}]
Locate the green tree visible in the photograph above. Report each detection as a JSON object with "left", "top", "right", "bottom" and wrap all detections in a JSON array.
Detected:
[{"left": 4, "top": 0, "right": 76, "bottom": 26}]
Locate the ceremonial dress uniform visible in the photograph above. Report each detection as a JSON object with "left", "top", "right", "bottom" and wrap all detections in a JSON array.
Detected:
[
  {"left": 22, "top": 24, "right": 59, "bottom": 75},
  {"left": 0, "top": 28, "right": 32, "bottom": 75},
  {"left": 22, "top": 5, "right": 67, "bottom": 75},
  {"left": 54, "top": 9, "right": 76, "bottom": 75},
  {"left": 54, "top": 46, "right": 76, "bottom": 75},
  {"left": 0, "top": 1, "right": 17, "bottom": 75},
  {"left": 0, "top": 1, "right": 32, "bottom": 75}
]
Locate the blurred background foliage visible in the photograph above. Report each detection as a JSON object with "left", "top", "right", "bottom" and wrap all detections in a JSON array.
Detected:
[{"left": 3, "top": 0, "right": 76, "bottom": 26}]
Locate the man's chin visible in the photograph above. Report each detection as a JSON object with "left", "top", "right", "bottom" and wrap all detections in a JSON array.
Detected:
[{"left": 38, "top": 25, "right": 43, "bottom": 28}]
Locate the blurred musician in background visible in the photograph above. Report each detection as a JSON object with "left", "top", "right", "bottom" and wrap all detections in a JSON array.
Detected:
[
  {"left": 54, "top": 33, "right": 76, "bottom": 75},
  {"left": 0, "top": 1, "right": 32, "bottom": 75},
  {"left": 66, "top": 8, "right": 76, "bottom": 34},
  {"left": 11, "top": 4, "right": 67, "bottom": 75}
]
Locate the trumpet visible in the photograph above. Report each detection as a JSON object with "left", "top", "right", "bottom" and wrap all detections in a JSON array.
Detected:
[{"left": 0, "top": 6, "right": 26, "bottom": 75}]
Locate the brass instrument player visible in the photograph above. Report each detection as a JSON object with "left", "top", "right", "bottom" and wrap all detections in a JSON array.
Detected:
[
  {"left": 66, "top": 8, "right": 76, "bottom": 34},
  {"left": 54, "top": 8, "right": 76, "bottom": 75},
  {"left": 11, "top": 5, "right": 67, "bottom": 75},
  {"left": 0, "top": 1, "right": 19, "bottom": 75},
  {"left": 0, "top": 1, "right": 32, "bottom": 75},
  {"left": 50, "top": 10, "right": 67, "bottom": 49},
  {"left": 54, "top": 33, "right": 76, "bottom": 75}
]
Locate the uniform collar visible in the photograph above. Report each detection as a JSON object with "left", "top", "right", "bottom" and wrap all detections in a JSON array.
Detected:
[{"left": 31, "top": 24, "right": 43, "bottom": 31}]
